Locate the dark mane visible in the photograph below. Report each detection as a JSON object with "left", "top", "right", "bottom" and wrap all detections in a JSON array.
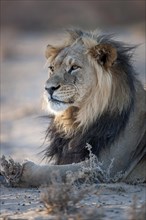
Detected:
[{"left": 43, "top": 34, "right": 137, "bottom": 165}]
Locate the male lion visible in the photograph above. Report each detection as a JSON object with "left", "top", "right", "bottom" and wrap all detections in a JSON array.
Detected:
[{"left": 1, "top": 29, "right": 146, "bottom": 187}]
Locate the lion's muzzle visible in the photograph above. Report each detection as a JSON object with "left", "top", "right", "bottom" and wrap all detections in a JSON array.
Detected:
[{"left": 45, "top": 84, "right": 61, "bottom": 98}]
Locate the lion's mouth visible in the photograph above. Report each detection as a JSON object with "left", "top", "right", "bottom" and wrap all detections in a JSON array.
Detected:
[{"left": 49, "top": 97, "right": 74, "bottom": 105}]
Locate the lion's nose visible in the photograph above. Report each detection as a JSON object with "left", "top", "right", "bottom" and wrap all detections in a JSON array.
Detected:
[{"left": 45, "top": 85, "right": 60, "bottom": 96}]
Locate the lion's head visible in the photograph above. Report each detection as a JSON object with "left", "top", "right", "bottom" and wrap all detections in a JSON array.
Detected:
[{"left": 43, "top": 29, "right": 135, "bottom": 133}]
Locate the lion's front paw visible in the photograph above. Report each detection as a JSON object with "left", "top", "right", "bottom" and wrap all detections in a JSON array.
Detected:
[{"left": 0, "top": 155, "right": 23, "bottom": 186}]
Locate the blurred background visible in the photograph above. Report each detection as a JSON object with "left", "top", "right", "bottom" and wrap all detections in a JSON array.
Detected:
[{"left": 0, "top": 0, "right": 145, "bottom": 163}]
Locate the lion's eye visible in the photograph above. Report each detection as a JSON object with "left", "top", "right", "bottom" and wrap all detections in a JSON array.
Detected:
[
  {"left": 48, "top": 65, "right": 54, "bottom": 72},
  {"left": 68, "top": 65, "right": 80, "bottom": 74}
]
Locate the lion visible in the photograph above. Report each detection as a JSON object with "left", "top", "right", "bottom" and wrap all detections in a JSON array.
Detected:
[{"left": 1, "top": 29, "right": 146, "bottom": 187}]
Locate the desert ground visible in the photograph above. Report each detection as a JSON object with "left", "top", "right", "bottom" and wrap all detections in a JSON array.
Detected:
[{"left": 0, "top": 27, "right": 146, "bottom": 219}]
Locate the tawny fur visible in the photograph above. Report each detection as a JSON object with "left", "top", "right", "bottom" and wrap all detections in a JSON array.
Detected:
[{"left": 44, "top": 29, "right": 135, "bottom": 132}]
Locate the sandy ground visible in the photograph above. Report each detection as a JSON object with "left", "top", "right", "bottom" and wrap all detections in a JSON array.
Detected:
[
  {"left": 0, "top": 183, "right": 145, "bottom": 220},
  {"left": 0, "top": 28, "right": 146, "bottom": 219}
]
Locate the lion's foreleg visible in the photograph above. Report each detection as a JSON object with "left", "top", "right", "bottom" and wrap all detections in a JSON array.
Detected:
[
  {"left": 0, "top": 156, "right": 83, "bottom": 187},
  {"left": 21, "top": 161, "right": 83, "bottom": 187}
]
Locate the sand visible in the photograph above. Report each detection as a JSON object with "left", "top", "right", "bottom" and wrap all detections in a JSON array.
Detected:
[{"left": 0, "top": 183, "right": 145, "bottom": 219}]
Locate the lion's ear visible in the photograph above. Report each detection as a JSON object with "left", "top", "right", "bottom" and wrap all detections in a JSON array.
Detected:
[
  {"left": 45, "top": 45, "right": 61, "bottom": 59},
  {"left": 89, "top": 43, "right": 117, "bottom": 69}
]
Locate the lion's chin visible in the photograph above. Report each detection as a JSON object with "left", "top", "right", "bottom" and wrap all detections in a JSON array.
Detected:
[
  {"left": 47, "top": 99, "right": 71, "bottom": 115},
  {"left": 43, "top": 92, "right": 75, "bottom": 115}
]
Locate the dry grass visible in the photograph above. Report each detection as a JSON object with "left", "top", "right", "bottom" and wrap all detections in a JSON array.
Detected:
[{"left": 40, "top": 172, "right": 104, "bottom": 219}]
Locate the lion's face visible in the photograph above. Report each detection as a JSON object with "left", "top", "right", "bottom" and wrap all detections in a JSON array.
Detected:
[{"left": 44, "top": 42, "right": 96, "bottom": 114}]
